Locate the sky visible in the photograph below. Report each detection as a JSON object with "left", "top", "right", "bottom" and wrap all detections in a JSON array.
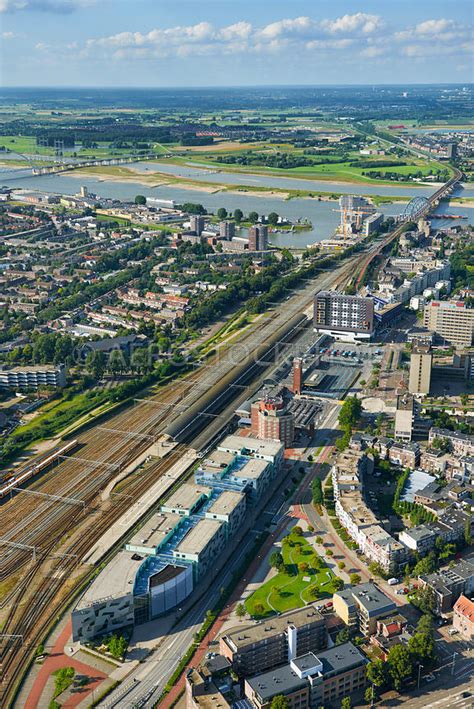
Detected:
[{"left": 0, "top": 0, "right": 473, "bottom": 87}]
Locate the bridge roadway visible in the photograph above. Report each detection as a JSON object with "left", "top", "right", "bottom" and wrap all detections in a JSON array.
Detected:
[
  {"left": 355, "top": 167, "right": 462, "bottom": 288},
  {"left": 0, "top": 152, "right": 157, "bottom": 179}
]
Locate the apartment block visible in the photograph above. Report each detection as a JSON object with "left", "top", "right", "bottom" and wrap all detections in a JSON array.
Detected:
[
  {"left": 220, "top": 605, "right": 327, "bottom": 677},
  {"left": 423, "top": 300, "right": 474, "bottom": 348},
  {"left": 244, "top": 643, "right": 367, "bottom": 709},
  {"left": 408, "top": 343, "right": 432, "bottom": 395},
  {"left": 453, "top": 595, "right": 474, "bottom": 641},
  {"left": 0, "top": 363, "right": 67, "bottom": 389},
  {"left": 419, "top": 560, "right": 474, "bottom": 614},
  {"left": 313, "top": 291, "right": 374, "bottom": 341},
  {"left": 333, "top": 583, "right": 396, "bottom": 636}
]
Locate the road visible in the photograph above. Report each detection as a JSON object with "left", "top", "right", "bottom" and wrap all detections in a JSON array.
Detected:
[{"left": 100, "top": 530, "right": 261, "bottom": 708}]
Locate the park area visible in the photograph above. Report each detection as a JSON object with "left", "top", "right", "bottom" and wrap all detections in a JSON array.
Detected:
[{"left": 245, "top": 527, "right": 338, "bottom": 619}]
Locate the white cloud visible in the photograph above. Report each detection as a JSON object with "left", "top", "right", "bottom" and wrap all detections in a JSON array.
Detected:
[
  {"left": 396, "top": 17, "right": 470, "bottom": 43},
  {"left": 321, "top": 13, "right": 384, "bottom": 35},
  {"left": 0, "top": 0, "right": 95, "bottom": 11},
  {"left": 17, "top": 12, "right": 472, "bottom": 66}
]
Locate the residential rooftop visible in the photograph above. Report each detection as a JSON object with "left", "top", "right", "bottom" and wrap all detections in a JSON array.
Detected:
[
  {"left": 161, "top": 483, "right": 211, "bottom": 513},
  {"left": 175, "top": 518, "right": 223, "bottom": 556},
  {"left": 222, "top": 605, "right": 324, "bottom": 651},
  {"left": 206, "top": 490, "right": 245, "bottom": 518},
  {"left": 126, "top": 512, "right": 182, "bottom": 552},
  {"left": 218, "top": 434, "right": 283, "bottom": 459},
  {"left": 246, "top": 642, "right": 366, "bottom": 701}
]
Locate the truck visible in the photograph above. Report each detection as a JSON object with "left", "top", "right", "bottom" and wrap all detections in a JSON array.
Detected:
[{"left": 388, "top": 577, "right": 399, "bottom": 586}]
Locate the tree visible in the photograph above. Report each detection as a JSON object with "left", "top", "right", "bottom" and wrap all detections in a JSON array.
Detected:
[
  {"left": 411, "top": 586, "right": 436, "bottom": 615},
  {"left": 316, "top": 536, "right": 323, "bottom": 545},
  {"left": 341, "top": 697, "right": 351, "bottom": 709},
  {"left": 338, "top": 396, "right": 362, "bottom": 430},
  {"left": 293, "top": 526, "right": 303, "bottom": 536},
  {"left": 333, "top": 577, "right": 344, "bottom": 591},
  {"left": 326, "top": 548, "right": 333, "bottom": 557},
  {"left": 269, "top": 551, "right": 284, "bottom": 570},
  {"left": 217, "top": 207, "right": 228, "bottom": 220},
  {"left": 367, "top": 658, "right": 386, "bottom": 687},
  {"left": 464, "top": 512, "right": 472, "bottom": 546},
  {"left": 235, "top": 603, "right": 246, "bottom": 620},
  {"left": 311, "top": 478, "right": 323, "bottom": 505},
  {"left": 248, "top": 211, "right": 259, "bottom": 223},
  {"left": 417, "top": 614, "right": 434, "bottom": 635},
  {"left": 387, "top": 645, "right": 414, "bottom": 691},
  {"left": 298, "top": 562, "right": 309, "bottom": 573},
  {"left": 408, "top": 631, "right": 435, "bottom": 666},
  {"left": 135, "top": 194, "right": 146, "bottom": 205},
  {"left": 254, "top": 603, "right": 265, "bottom": 615},
  {"left": 336, "top": 627, "right": 350, "bottom": 645},
  {"left": 268, "top": 212, "right": 279, "bottom": 226},
  {"left": 338, "top": 561, "right": 346, "bottom": 570},
  {"left": 270, "top": 696, "right": 289, "bottom": 709},
  {"left": 85, "top": 350, "right": 106, "bottom": 380},
  {"left": 349, "top": 573, "right": 361, "bottom": 586},
  {"left": 233, "top": 208, "right": 243, "bottom": 223}
]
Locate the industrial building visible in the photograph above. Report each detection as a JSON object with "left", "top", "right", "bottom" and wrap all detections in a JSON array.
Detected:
[
  {"left": 220, "top": 604, "right": 327, "bottom": 676},
  {"left": 0, "top": 363, "right": 67, "bottom": 389},
  {"left": 423, "top": 300, "right": 474, "bottom": 348},
  {"left": 72, "top": 435, "right": 283, "bottom": 641},
  {"left": 244, "top": 643, "right": 367, "bottom": 709},
  {"left": 313, "top": 291, "right": 374, "bottom": 341}
]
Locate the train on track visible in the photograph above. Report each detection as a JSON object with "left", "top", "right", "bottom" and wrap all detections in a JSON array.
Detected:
[{"left": 0, "top": 439, "right": 79, "bottom": 499}]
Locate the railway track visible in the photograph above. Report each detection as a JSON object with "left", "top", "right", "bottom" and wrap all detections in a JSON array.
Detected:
[
  {"left": 0, "top": 256, "right": 357, "bottom": 705},
  {"left": 0, "top": 445, "right": 188, "bottom": 707},
  {"left": 354, "top": 168, "right": 462, "bottom": 288}
]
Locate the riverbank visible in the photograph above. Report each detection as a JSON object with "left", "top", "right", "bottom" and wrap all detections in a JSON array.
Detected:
[{"left": 65, "top": 165, "right": 414, "bottom": 204}]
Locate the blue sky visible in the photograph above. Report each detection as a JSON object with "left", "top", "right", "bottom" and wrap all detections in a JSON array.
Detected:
[{"left": 1, "top": 0, "right": 472, "bottom": 86}]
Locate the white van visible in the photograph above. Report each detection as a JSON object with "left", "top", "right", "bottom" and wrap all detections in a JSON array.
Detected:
[{"left": 388, "top": 578, "right": 399, "bottom": 586}]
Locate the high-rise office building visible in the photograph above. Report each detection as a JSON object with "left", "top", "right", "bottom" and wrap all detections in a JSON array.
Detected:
[
  {"left": 424, "top": 301, "right": 474, "bottom": 348},
  {"left": 408, "top": 342, "right": 432, "bottom": 395},
  {"left": 313, "top": 291, "right": 374, "bottom": 341}
]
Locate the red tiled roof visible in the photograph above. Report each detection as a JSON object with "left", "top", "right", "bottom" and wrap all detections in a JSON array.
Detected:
[{"left": 454, "top": 595, "right": 474, "bottom": 621}]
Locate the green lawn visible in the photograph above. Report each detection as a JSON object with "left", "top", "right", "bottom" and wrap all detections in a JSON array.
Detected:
[{"left": 245, "top": 530, "right": 337, "bottom": 619}]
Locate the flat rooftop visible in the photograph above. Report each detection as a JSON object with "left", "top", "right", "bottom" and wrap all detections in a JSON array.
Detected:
[
  {"left": 201, "top": 449, "right": 234, "bottom": 469},
  {"left": 126, "top": 512, "right": 182, "bottom": 550},
  {"left": 161, "top": 483, "right": 211, "bottom": 513},
  {"left": 234, "top": 457, "right": 269, "bottom": 480},
  {"left": 206, "top": 490, "right": 245, "bottom": 517},
  {"left": 175, "top": 518, "right": 223, "bottom": 556},
  {"left": 223, "top": 605, "right": 324, "bottom": 650},
  {"left": 246, "top": 642, "right": 365, "bottom": 700},
  {"left": 351, "top": 583, "right": 396, "bottom": 616},
  {"left": 218, "top": 434, "right": 282, "bottom": 458},
  {"left": 77, "top": 550, "right": 143, "bottom": 607}
]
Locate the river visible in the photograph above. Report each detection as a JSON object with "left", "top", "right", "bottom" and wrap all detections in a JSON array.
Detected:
[{"left": 0, "top": 165, "right": 472, "bottom": 248}]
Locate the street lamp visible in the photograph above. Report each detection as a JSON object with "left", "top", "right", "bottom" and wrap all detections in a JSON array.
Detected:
[{"left": 417, "top": 664, "right": 424, "bottom": 689}]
